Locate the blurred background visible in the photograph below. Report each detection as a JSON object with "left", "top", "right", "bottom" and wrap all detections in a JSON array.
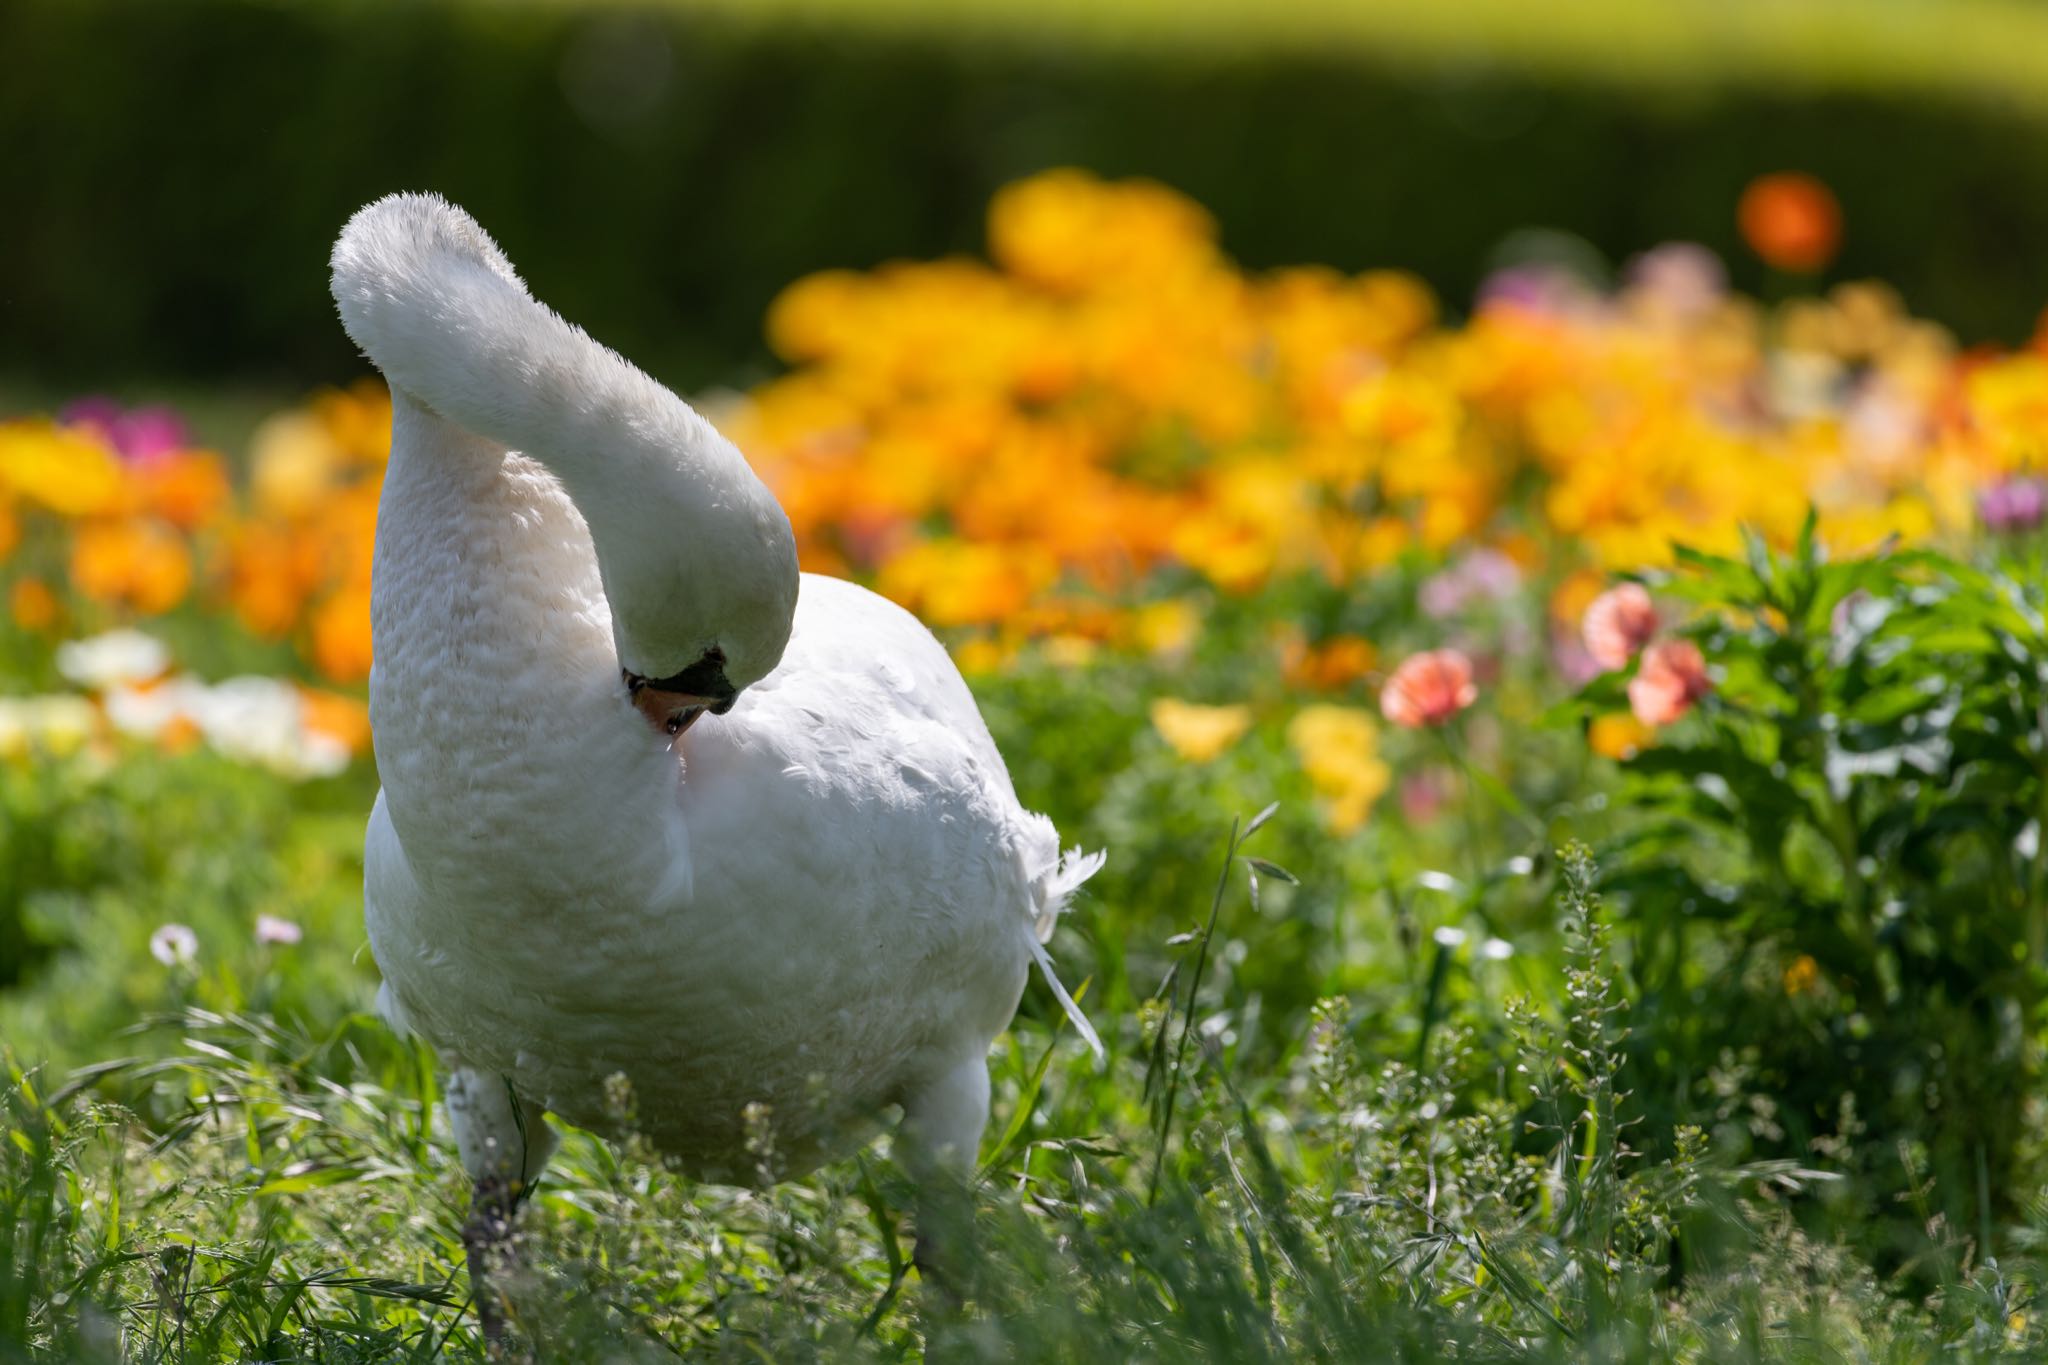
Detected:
[{"left": 10, "top": 0, "right": 2048, "bottom": 408}]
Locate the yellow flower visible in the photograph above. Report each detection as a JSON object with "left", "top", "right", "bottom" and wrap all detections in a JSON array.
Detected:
[
  {"left": 0, "top": 421, "right": 125, "bottom": 516},
  {"left": 988, "top": 168, "right": 1217, "bottom": 295},
  {"left": 249, "top": 411, "right": 347, "bottom": 518},
  {"left": 1783, "top": 954, "right": 1822, "bottom": 996},
  {"left": 1132, "top": 598, "right": 1201, "bottom": 659},
  {"left": 1588, "top": 713, "right": 1654, "bottom": 760},
  {"left": 1150, "top": 698, "right": 1252, "bottom": 762},
  {"left": 1287, "top": 705, "right": 1392, "bottom": 835}
]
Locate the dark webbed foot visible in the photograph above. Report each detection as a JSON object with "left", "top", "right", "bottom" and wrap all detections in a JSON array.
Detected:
[{"left": 462, "top": 1175, "right": 520, "bottom": 1352}]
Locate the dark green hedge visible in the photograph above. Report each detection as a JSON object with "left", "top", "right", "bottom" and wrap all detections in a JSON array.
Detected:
[{"left": 7, "top": 0, "right": 2048, "bottom": 392}]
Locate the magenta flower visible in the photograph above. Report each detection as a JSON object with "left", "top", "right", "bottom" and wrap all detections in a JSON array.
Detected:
[
  {"left": 1979, "top": 476, "right": 2047, "bottom": 535},
  {"left": 60, "top": 397, "right": 190, "bottom": 465}
]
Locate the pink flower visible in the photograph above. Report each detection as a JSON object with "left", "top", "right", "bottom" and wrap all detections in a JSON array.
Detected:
[
  {"left": 149, "top": 923, "right": 198, "bottom": 966},
  {"left": 1582, "top": 583, "right": 1659, "bottom": 671},
  {"left": 1381, "top": 650, "right": 1478, "bottom": 729},
  {"left": 1399, "top": 766, "right": 1456, "bottom": 823},
  {"left": 1627, "top": 639, "right": 1711, "bottom": 727},
  {"left": 59, "top": 397, "right": 190, "bottom": 465},
  {"left": 255, "top": 914, "right": 303, "bottom": 946}
]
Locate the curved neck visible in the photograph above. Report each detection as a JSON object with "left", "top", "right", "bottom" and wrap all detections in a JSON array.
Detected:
[{"left": 369, "top": 394, "right": 688, "bottom": 905}]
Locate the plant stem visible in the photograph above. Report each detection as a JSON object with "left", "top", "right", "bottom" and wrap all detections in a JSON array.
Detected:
[{"left": 1149, "top": 815, "right": 1241, "bottom": 1207}]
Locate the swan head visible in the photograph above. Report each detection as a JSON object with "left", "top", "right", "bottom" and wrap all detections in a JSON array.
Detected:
[{"left": 608, "top": 458, "right": 799, "bottom": 741}]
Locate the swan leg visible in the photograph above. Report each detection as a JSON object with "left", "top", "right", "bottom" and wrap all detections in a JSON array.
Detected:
[
  {"left": 899, "top": 1053, "right": 990, "bottom": 1301},
  {"left": 445, "top": 1066, "right": 555, "bottom": 1348}
]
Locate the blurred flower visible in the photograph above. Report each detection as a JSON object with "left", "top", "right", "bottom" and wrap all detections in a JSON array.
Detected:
[
  {"left": 0, "top": 696, "right": 98, "bottom": 758},
  {"left": 1132, "top": 598, "right": 1201, "bottom": 659},
  {"left": 61, "top": 398, "right": 190, "bottom": 464},
  {"left": 0, "top": 421, "right": 125, "bottom": 515},
  {"left": 1625, "top": 243, "right": 1726, "bottom": 322},
  {"left": 149, "top": 923, "right": 198, "bottom": 967},
  {"left": 1783, "top": 953, "right": 1821, "bottom": 996},
  {"left": 1286, "top": 704, "right": 1391, "bottom": 835},
  {"left": 1279, "top": 632, "right": 1378, "bottom": 692},
  {"left": 1628, "top": 639, "right": 1711, "bottom": 727},
  {"left": 1150, "top": 698, "right": 1252, "bottom": 762},
  {"left": 255, "top": 914, "right": 303, "bottom": 946},
  {"left": 1381, "top": 650, "right": 1477, "bottom": 729},
  {"left": 9, "top": 578, "right": 58, "bottom": 632},
  {"left": 1738, "top": 172, "right": 1841, "bottom": 272},
  {"left": 1582, "top": 583, "right": 1659, "bottom": 670},
  {"left": 1477, "top": 263, "right": 1595, "bottom": 318},
  {"left": 1588, "top": 712, "right": 1653, "bottom": 760},
  {"left": 311, "top": 588, "right": 375, "bottom": 682},
  {"left": 69, "top": 521, "right": 192, "bottom": 614},
  {"left": 1418, "top": 548, "right": 1520, "bottom": 619},
  {"left": 1399, "top": 766, "right": 1456, "bottom": 824},
  {"left": 105, "top": 675, "right": 352, "bottom": 779},
  {"left": 1979, "top": 475, "right": 2047, "bottom": 534},
  {"left": 297, "top": 688, "right": 373, "bottom": 755},
  {"left": 55, "top": 628, "right": 171, "bottom": 691}
]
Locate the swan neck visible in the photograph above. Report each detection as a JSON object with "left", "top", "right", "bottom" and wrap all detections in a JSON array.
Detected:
[{"left": 368, "top": 394, "right": 682, "bottom": 900}]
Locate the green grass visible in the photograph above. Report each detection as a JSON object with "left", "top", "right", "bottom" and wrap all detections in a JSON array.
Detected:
[
  {"left": 552, "top": 0, "right": 2048, "bottom": 118},
  {"left": 8, "top": 533, "right": 2048, "bottom": 1359}
]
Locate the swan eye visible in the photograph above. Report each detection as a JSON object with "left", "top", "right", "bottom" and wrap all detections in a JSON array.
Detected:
[{"left": 665, "top": 713, "right": 684, "bottom": 736}]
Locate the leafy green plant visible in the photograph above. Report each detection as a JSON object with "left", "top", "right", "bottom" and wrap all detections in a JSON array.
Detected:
[{"left": 1578, "top": 523, "right": 2048, "bottom": 1252}]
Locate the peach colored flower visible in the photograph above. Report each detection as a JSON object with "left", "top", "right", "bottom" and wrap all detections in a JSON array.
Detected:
[
  {"left": 1582, "top": 583, "right": 1659, "bottom": 670},
  {"left": 1380, "top": 649, "right": 1478, "bottom": 729},
  {"left": 1627, "top": 639, "right": 1711, "bottom": 727}
]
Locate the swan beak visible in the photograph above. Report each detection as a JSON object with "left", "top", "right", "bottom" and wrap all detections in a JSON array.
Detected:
[
  {"left": 624, "top": 662, "right": 738, "bottom": 741},
  {"left": 631, "top": 686, "right": 723, "bottom": 739}
]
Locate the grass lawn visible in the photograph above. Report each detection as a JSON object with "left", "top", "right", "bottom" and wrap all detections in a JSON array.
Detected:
[{"left": 589, "top": 0, "right": 2048, "bottom": 115}]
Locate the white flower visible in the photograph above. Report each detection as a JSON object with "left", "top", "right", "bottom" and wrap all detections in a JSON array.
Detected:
[
  {"left": 149, "top": 923, "right": 198, "bottom": 966},
  {"left": 255, "top": 914, "right": 303, "bottom": 946},
  {"left": 106, "top": 674, "right": 351, "bottom": 780},
  {"left": 0, "top": 696, "right": 100, "bottom": 757},
  {"left": 55, "top": 630, "right": 171, "bottom": 691}
]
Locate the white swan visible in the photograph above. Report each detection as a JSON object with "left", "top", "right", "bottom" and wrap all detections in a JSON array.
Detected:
[{"left": 329, "top": 195, "right": 1102, "bottom": 1314}]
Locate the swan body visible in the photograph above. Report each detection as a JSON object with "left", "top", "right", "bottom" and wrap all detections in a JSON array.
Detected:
[{"left": 334, "top": 195, "right": 1099, "bottom": 1194}]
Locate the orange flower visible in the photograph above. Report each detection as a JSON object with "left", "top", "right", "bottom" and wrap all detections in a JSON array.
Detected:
[
  {"left": 1628, "top": 639, "right": 1711, "bottom": 726},
  {"left": 1783, "top": 953, "right": 1822, "bottom": 996},
  {"left": 1380, "top": 649, "right": 1478, "bottom": 729},
  {"left": 1738, "top": 172, "right": 1841, "bottom": 273},
  {"left": 136, "top": 450, "right": 232, "bottom": 530},
  {"left": 68, "top": 521, "right": 192, "bottom": 614},
  {"left": 1582, "top": 583, "right": 1658, "bottom": 670},
  {"left": 1281, "top": 633, "right": 1379, "bottom": 691},
  {"left": 9, "top": 577, "right": 58, "bottom": 632},
  {"left": 298, "top": 687, "right": 373, "bottom": 754},
  {"left": 311, "top": 587, "right": 375, "bottom": 683}
]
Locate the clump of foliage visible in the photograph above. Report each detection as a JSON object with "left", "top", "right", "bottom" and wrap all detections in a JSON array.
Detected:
[{"left": 1581, "top": 526, "right": 2048, "bottom": 1260}]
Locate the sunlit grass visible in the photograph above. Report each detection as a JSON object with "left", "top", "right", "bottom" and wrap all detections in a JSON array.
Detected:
[{"left": 502, "top": 0, "right": 2048, "bottom": 117}]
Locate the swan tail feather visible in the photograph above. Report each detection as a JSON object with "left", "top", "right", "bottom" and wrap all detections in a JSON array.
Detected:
[{"left": 1026, "top": 840, "right": 1108, "bottom": 1062}]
